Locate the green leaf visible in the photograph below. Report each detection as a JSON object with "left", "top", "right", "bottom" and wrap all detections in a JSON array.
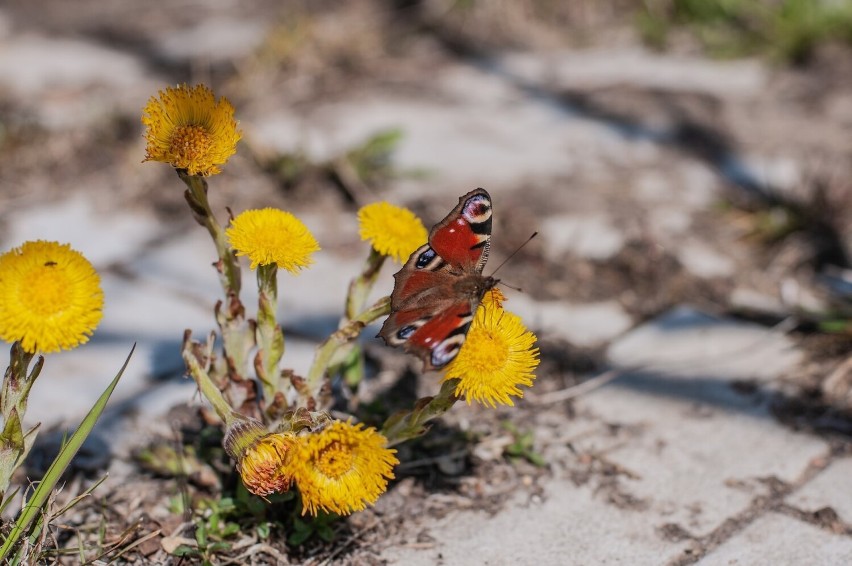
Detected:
[
  {"left": 171, "top": 544, "right": 198, "bottom": 557},
  {"left": 818, "top": 319, "right": 852, "bottom": 334},
  {"left": 287, "top": 527, "right": 313, "bottom": 547},
  {"left": 195, "top": 521, "right": 208, "bottom": 547},
  {"left": 381, "top": 378, "right": 460, "bottom": 446},
  {"left": 207, "top": 541, "right": 231, "bottom": 553},
  {"left": 317, "top": 524, "right": 335, "bottom": 542},
  {"left": 0, "top": 344, "right": 135, "bottom": 562},
  {"left": 0, "top": 408, "right": 25, "bottom": 495},
  {"left": 526, "top": 452, "right": 548, "bottom": 468}
]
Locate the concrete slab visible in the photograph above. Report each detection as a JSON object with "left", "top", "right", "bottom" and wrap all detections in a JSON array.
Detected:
[
  {"left": 10, "top": 272, "right": 210, "bottom": 427},
  {"left": 510, "top": 295, "right": 633, "bottom": 347},
  {"left": 0, "top": 35, "right": 146, "bottom": 96},
  {"left": 607, "top": 306, "right": 801, "bottom": 381},
  {"left": 129, "top": 227, "right": 367, "bottom": 340},
  {"left": 1, "top": 195, "right": 164, "bottom": 269},
  {"left": 0, "top": 34, "right": 154, "bottom": 129},
  {"left": 698, "top": 513, "right": 852, "bottom": 565},
  {"left": 498, "top": 48, "right": 767, "bottom": 99},
  {"left": 247, "top": 62, "right": 647, "bottom": 197},
  {"left": 154, "top": 18, "right": 268, "bottom": 63},
  {"left": 787, "top": 458, "right": 852, "bottom": 524},
  {"left": 677, "top": 240, "right": 736, "bottom": 279},
  {"left": 381, "top": 480, "right": 690, "bottom": 566},
  {"left": 580, "top": 383, "right": 828, "bottom": 536},
  {"left": 568, "top": 306, "right": 827, "bottom": 536},
  {"left": 540, "top": 213, "right": 625, "bottom": 260}
]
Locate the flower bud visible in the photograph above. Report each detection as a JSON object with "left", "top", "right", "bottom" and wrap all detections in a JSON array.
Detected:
[{"left": 224, "top": 418, "right": 296, "bottom": 496}]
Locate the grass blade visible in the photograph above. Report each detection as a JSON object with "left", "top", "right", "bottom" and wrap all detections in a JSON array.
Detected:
[{"left": 0, "top": 344, "right": 135, "bottom": 561}]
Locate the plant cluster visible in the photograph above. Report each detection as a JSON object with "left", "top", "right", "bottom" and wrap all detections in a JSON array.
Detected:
[{"left": 141, "top": 84, "right": 540, "bottom": 519}]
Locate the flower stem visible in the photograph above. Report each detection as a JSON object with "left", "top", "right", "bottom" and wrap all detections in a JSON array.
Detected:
[
  {"left": 0, "top": 342, "right": 43, "bottom": 497},
  {"left": 338, "top": 248, "right": 386, "bottom": 388},
  {"left": 381, "top": 378, "right": 460, "bottom": 447},
  {"left": 305, "top": 296, "right": 391, "bottom": 401},
  {"left": 179, "top": 171, "right": 241, "bottom": 297},
  {"left": 346, "top": 248, "right": 385, "bottom": 320},
  {"left": 179, "top": 170, "right": 254, "bottom": 388},
  {"left": 181, "top": 331, "right": 239, "bottom": 426},
  {"left": 255, "top": 264, "right": 285, "bottom": 401},
  {"left": 1, "top": 342, "right": 41, "bottom": 419}
]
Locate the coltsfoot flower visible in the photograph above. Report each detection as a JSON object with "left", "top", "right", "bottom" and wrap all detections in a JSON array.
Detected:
[
  {"left": 0, "top": 241, "right": 103, "bottom": 354},
  {"left": 444, "top": 301, "right": 539, "bottom": 408},
  {"left": 291, "top": 421, "right": 398, "bottom": 516},
  {"left": 142, "top": 83, "right": 241, "bottom": 176},
  {"left": 358, "top": 202, "right": 427, "bottom": 263},
  {"left": 226, "top": 208, "right": 321, "bottom": 272},
  {"left": 225, "top": 419, "right": 297, "bottom": 496},
  {"left": 239, "top": 432, "right": 297, "bottom": 496}
]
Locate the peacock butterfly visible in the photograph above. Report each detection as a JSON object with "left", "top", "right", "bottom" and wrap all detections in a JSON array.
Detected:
[{"left": 379, "top": 188, "right": 497, "bottom": 371}]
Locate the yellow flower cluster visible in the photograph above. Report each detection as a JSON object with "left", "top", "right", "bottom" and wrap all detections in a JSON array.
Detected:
[
  {"left": 444, "top": 289, "right": 540, "bottom": 407},
  {"left": 236, "top": 420, "right": 398, "bottom": 516}
]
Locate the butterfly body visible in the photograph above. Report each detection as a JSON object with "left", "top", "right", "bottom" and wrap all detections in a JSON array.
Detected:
[{"left": 379, "top": 189, "right": 496, "bottom": 371}]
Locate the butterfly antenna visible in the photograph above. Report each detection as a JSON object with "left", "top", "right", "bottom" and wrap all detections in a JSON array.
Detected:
[
  {"left": 500, "top": 281, "right": 523, "bottom": 293},
  {"left": 490, "top": 231, "right": 538, "bottom": 277}
]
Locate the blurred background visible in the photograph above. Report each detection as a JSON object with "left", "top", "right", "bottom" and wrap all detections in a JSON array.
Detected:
[{"left": 0, "top": 0, "right": 851, "bottom": 563}]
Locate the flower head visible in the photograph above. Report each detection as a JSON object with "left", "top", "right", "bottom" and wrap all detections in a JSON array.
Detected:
[
  {"left": 291, "top": 421, "right": 398, "bottom": 516},
  {"left": 358, "top": 202, "right": 427, "bottom": 263},
  {"left": 238, "top": 432, "right": 297, "bottom": 496},
  {"left": 444, "top": 302, "right": 539, "bottom": 408},
  {"left": 142, "top": 83, "right": 241, "bottom": 176},
  {"left": 226, "top": 208, "right": 320, "bottom": 272},
  {"left": 0, "top": 241, "right": 103, "bottom": 354}
]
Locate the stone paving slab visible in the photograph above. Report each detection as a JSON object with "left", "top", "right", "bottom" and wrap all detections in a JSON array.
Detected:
[
  {"left": 579, "top": 383, "right": 828, "bottom": 537},
  {"left": 247, "top": 63, "right": 652, "bottom": 198},
  {"left": 697, "top": 513, "right": 852, "bottom": 565},
  {"left": 510, "top": 295, "right": 633, "bottom": 348},
  {"left": 539, "top": 213, "right": 625, "bottom": 260},
  {"left": 574, "top": 306, "right": 825, "bottom": 537},
  {"left": 127, "top": 212, "right": 380, "bottom": 340},
  {"left": 607, "top": 306, "right": 802, "bottom": 382},
  {"left": 676, "top": 240, "right": 736, "bottom": 279},
  {"left": 17, "top": 272, "right": 210, "bottom": 427},
  {"left": 2, "top": 195, "right": 163, "bottom": 269},
  {"left": 786, "top": 457, "right": 852, "bottom": 524},
  {"left": 380, "top": 481, "right": 691, "bottom": 566},
  {"left": 382, "top": 303, "right": 833, "bottom": 564},
  {"left": 0, "top": 32, "right": 157, "bottom": 129},
  {"left": 498, "top": 48, "right": 768, "bottom": 99}
]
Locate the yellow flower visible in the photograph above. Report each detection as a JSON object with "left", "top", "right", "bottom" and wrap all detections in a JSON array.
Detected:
[
  {"left": 358, "top": 202, "right": 427, "bottom": 263},
  {"left": 291, "top": 421, "right": 398, "bottom": 516},
  {"left": 238, "top": 433, "right": 297, "bottom": 496},
  {"left": 141, "top": 83, "right": 241, "bottom": 176},
  {"left": 444, "top": 302, "right": 539, "bottom": 408},
  {"left": 0, "top": 241, "right": 103, "bottom": 354},
  {"left": 481, "top": 288, "right": 506, "bottom": 310},
  {"left": 226, "top": 208, "right": 321, "bottom": 272}
]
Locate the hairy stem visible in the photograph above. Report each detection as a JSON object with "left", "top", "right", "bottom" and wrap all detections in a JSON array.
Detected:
[{"left": 305, "top": 296, "right": 391, "bottom": 400}]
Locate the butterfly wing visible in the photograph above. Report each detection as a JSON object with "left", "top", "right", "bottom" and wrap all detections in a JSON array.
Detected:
[
  {"left": 379, "top": 189, "right": 493, "bottom": 370},
  {"left": 429, "top": 188, "right": 492, "bottom": 273}
]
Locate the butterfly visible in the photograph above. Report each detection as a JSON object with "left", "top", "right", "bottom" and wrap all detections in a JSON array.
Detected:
[{"left": 379, "top": 188, "right": 497, "bottom": 371}]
